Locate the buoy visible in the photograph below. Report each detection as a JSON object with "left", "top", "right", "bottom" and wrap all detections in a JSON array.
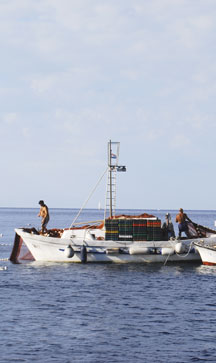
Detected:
[
  {"left": 64, "top": 245, "right": 74, "bottom": 258},
  {"left": 129, "top": 246, "right": 151, "bottom": 255},
  {"left": 80, "top": 245, "right": 87, "bottom": 263},
  {"left": 161, "top": 247, "right": 175, "bottom": 256},
  {"left": 175, "top": 242, "right": 187, "bottom": 254}
]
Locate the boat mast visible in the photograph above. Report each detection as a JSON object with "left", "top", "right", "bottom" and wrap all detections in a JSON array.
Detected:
[
  {"left": 108, "top": 140, "right": 113, "bottom": 218},
  {"left": 71, "top": 140, "right": 126, "bottom": 227},
  {"left": 104, "top": 140, "right": 126, "bottom": 220}
]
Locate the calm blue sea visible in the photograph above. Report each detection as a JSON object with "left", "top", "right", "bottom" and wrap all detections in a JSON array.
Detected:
[{"left": 1, "top": 208, "right": 216, "bottom": 363}]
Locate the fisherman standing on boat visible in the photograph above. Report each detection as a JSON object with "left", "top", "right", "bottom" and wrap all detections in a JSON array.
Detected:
[
  {"left": 162, "top": 213, "right": 175, "bottom": 240},
  {"left": 38, "top": 200, "right": 49, "bottom": 234},
  {"left": 175, "top": 208, "right": 191, "bottom": 238}
]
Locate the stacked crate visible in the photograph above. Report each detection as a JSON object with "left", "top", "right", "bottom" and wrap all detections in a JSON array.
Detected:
[
  {"left": 133, "top": 219, "right": 147, "bottom": 241},
  {"left": 146, "top": 219, "right": 162, "bottom": 241},
  {"left": 152, "top": 220, "right": 162, "bottom": 241},
  {"left": 105, "top": 219, "right": 119, "bottom": 241},
  {"left": 105, "top": 217, "right": 162, "bottom": 241},
  {"left": 147, "top": 220, "right": 154, "bottom": 241},
  {"left": 118, "top": 219, "right": 133, "bottom": 241}
]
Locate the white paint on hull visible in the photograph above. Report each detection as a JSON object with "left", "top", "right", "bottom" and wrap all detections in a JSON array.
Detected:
[
  {"left": 195, "top": 244, "right": 216, "bottom": 265},
  {"left": 14, "top": 228, "right": 206, "bottom": 264}
]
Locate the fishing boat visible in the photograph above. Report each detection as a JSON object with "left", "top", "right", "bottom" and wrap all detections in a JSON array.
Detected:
[
  {"left": 10, "top": 141, "right": 216, "bottom": 264},
  {"left": 193, "top": 241, "right": 216, "bottom": 266}
]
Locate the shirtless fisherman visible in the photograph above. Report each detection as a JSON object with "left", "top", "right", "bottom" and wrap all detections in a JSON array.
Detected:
[
  {"left": 38, "top": 200, "right": 49, "bottom": 234},
  {"left": 175, "top": 208, "right": 192, "bottom": 238}
]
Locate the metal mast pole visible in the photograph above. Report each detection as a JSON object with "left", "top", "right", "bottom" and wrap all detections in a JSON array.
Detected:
[
  {"left": 104, "top": 140, "right": 126, "bottom": 221},
  {"left": 108, "top": 140, "right": 113, "bottom": 218}
]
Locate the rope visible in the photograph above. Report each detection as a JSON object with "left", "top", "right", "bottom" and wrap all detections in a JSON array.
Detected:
[
  {"left": 69, "top": 219, "right": 103, "bottom": 226},
  {"left": 164, "top": 251, "right": 172, "bottom": 266},
  {"left": 0, "top": 258, "right": 9, "bottom": 261},
  {"left": 0, "top": 244, "right": 12, "bottom": 246},
  {"left": 163, "top": 239, "right": 195, "bottom": 265},
  {"left": 70, "top": 167, "right": 108, "bottom": 228}
]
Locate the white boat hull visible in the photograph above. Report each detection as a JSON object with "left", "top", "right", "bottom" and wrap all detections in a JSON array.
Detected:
[
  {"left": 194, "top": 242, "right": 216, "bottom": 265},
  {"left": 12, "top": 228, "right": 213, "bottom": 264}
]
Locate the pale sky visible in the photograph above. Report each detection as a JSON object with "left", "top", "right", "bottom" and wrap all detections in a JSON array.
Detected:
[{"left": 1, "top": 0, "right": 216, "bottom": 210}]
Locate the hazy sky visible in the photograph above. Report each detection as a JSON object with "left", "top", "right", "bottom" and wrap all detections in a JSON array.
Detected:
[{"left": 1, "top": 0, "right": 216, "bottom": 210}]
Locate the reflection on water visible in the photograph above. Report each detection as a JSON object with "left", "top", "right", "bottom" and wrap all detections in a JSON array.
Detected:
[{"left": 196, "top": 264, "right": 216, "bottom": 275}]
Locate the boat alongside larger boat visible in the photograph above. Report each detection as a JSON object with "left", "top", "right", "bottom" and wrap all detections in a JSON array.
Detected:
[
  {"left": 193, "top": 241, "right": 216, "bottom": 266},
  {"left": 10, "top": 141, "right": 216, "bottom": 264}
]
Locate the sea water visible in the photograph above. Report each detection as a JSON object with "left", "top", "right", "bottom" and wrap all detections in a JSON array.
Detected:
[{"left": 1, "top": 208, "right": 216, "bottom": 363}]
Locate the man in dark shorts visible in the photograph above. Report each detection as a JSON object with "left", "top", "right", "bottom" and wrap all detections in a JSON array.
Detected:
[
  {"left": 175, "top": 208, "right": 192, "bottom": 238},
  {"left": 38, "top": 200, "right": 50, "bottom": 234}
]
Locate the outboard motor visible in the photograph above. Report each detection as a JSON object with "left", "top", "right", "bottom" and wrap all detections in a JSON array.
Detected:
[{"left": 81, "top": 245, "right": 87, "bottom": 263}]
